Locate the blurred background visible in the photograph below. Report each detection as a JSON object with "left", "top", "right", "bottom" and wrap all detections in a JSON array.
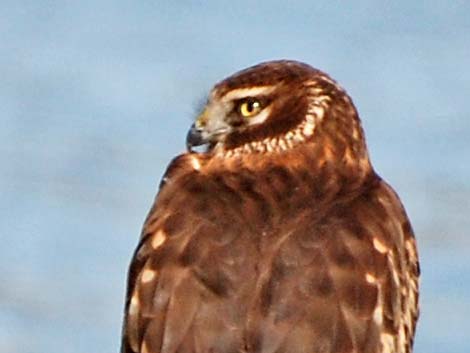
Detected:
[{"left": 1, "top": 1, "right": 469, "bottom": 352}]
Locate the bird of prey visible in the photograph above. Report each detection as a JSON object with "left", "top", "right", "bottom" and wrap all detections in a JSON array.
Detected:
[{"left": 120, "top": 60, "right": 420, "bottom": 353}]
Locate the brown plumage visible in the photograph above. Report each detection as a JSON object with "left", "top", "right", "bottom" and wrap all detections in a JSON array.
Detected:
[{"left": 121, "top": 60, "right": 420, "bottom": 353}]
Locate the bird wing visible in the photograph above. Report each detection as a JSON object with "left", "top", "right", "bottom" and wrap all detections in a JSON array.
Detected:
[
  {"left": 121, "top": 155, "right": 261, "bottom": 353},
  {"left": 242, "top": 178, "right": 419, "bottom": 353}
]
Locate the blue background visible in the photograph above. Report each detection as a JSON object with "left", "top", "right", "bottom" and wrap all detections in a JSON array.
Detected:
[{"left": 1, "top": 1, "right": 469, "bottom": 352}]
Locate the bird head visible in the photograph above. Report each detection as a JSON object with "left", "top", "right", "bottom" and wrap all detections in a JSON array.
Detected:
[{"left": 186, "top": 60, "right": 369, "bottom": 168}]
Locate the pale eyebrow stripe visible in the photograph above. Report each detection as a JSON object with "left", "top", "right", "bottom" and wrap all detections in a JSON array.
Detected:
[{"left": 221, "top": 85, "right": 276, "bottom": 101}]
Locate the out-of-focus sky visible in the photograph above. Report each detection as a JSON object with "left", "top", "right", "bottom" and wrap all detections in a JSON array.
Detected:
[{"left": 1, "top": 1, "right": 469, "bottom": 352}]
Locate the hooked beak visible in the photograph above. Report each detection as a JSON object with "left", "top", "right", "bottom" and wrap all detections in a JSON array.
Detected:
[
  {"left": 186, "top": 108, "right": 230, "bottom": 152},
  {"left": 186, "top": 123, "right": 206, "bottom": 151},
  {"left": 186, "top": 108, "right": 209, "bottom": 151}
]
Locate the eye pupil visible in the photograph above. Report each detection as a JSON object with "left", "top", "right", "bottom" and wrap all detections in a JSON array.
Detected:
[{"left": 240, "top": 99, "right": 261, "bottom": 117}]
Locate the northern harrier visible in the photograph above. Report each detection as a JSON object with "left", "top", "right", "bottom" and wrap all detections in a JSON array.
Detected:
[{"left": 121, "top": 60, "right": 420, "bottom": 353}]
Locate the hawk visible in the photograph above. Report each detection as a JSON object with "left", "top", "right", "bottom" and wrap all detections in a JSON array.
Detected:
[{"left": 121, "top": 60, "right": 420, "bottom": 353}]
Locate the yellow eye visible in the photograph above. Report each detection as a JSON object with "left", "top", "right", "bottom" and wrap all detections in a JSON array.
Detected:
[{"left": 238, "top": 99, "right": 262, "bottom": 118}]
